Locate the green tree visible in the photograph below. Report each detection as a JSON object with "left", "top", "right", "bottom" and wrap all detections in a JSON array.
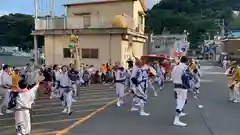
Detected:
[
  {"left": 0, "top": 13, "right": 43, "bottom": 51},
  {"left": 229, "top": 17, "right": 240, "bottom": 29},
  {"left": 146, "top": 0, "right": 239, "bottom": 49}
]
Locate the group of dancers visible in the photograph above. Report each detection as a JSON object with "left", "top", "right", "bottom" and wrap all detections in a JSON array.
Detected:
[
  {"left": 114, "top": 56, "right": 201, "bottom": 127},
  {"left": 115, "top": 56, "right": 201, "bottom": 126},
  {"left": 114, "top": 58, "right": 164, "bottom": 116},
  {"left": 0, "top": 64, "right": 82, "bottom": 135},
  {"left": 0, "top": 56, "right": 202, "bottom": 135}
]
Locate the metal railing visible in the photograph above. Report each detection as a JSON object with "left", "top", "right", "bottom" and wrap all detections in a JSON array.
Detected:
[{"left": 34, "top": 14, "right": 136, "bottom": 30}]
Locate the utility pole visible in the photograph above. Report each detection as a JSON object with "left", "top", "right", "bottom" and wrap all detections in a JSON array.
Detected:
[
  {"left": 216, "top": 19, "right": 225, "bottom": 38},
  {"left": 34, "top": 0, "right": 38, "bottom": 66},
  {"left": 50, "top": 0, "right": 53, "bottom": 17}
]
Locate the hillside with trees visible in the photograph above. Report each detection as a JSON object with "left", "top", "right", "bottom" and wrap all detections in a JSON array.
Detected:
[
  {"left": 146, "top": 0, "right": 240, "bottom": 48},
  {"left": 0, "top": 13, "right": 43, "bottom": 51},
  {"left": 1, "top": 1, "right": 240, "bottom": 50}
]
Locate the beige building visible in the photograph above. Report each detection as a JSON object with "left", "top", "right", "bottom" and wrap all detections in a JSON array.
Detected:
[{"left": 32, "top": 0, "right": 147, "bottom": 68}]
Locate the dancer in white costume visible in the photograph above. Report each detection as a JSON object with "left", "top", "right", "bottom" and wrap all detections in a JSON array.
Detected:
[
  {"left": 0, "top": 64, "right": 13, "bottom": 115},
  {"left": 115, "top": 65, "right": 126, "bottom": 107},
  {"left": 141, "top": 63, "right": 157, "bottom": 97},
  {"left": 59, "top": 65, "right": 73, "bottom": 115},
  {"left": 156, "top": 63, "right": 165, "bottom": 90},
  {"left": 51, "top": 64, "right": 61, "bottom": 98},
  {"left": 15, "top": 76, "right": 45, "bottom": 135},
  {"left": 171, "top": 56, "right": 190, "bottom": 127},
  {"left": 130, "top": 59, "right": 149, "bottom": 116}
]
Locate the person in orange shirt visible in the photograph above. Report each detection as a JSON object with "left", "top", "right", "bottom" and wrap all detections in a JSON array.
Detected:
[
  {"left": 11, "top": 69, "right": 20, "bottom": 91},
  {"left": 101, "top": 64, "right": 107, "bottom": 83}
]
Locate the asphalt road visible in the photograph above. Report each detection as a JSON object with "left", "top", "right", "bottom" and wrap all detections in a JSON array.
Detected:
[
  {"left": 2, "top": 61, "right": 240, "bottom": 135},
  {"left": 0, "top": 84, "right": 117, "bottom": 135},
  {"left": 66, "top": 61, "right": 240, "bottom": 135}
]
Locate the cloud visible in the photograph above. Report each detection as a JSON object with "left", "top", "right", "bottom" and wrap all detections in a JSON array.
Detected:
[
  {"left": 0, "top": 11, "right": 9, "bottom": 16},
  {"left": 147, "top": 0, "right": 161, "bottom": 8}
]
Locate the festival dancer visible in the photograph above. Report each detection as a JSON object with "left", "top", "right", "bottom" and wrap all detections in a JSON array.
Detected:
[
  {"left": 59, "top": 65, "right": 73, "bottom": 115},
  {"left": 141, "top": 62, "right": 157, "bottom": 97},
  {"left": 15, "top": 76, "right": 45, "bottom": 135},
  {"left": 126, "top": 59, "right": 133, "bottom": 90},
  {"left": 0, "top": 64, "right": 13, "bottom": 115},
  {"left": 171, "top": 56, "right": 191, "bottom": 127},
  {"left": 192, "top": 68, "right": 201, "bottom": 95},
  {"left": 157, "top": 62, "right": 165, "bottom": 90},
  {"left": 115, "top": 64, "right": 126, "bottom": 107},
  {"left": 51, "top": 64, "right": 61, "bottom": 98},
  {"left": 229, "top": 62, "right": 240, "bottom": 103},
  {"left": 225, "top": 62, "right": 238, "bottom": 101},
  {"left": 130, "top": 58, "right": 149, "bottom": 116}
]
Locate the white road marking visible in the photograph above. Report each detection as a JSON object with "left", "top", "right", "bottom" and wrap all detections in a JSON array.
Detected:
[
  {"left": 200, "top": 79, "right": 213, "bottom": 82},
  {"left": 202, "top": 72, "right": 225, "bottom": 75}
]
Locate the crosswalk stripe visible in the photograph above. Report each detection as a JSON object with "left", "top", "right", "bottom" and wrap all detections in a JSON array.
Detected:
[
  {"left": 33, "top": 102, "right": 110, "bottom": 111},
  {"left": 34, "top": 97, "right": 115, "bottom": 107},
  {"left": 36, "top": 90, "right": 115, "bottom": 100},
  {"left": 0, "top": 109, "right": 96, "bottom": 121},
  {"left": 35, "top": 93, "right": 115, "bottom": 103},
  {"left": 0, "top": 118, "right": 84, "bottom": 129},
  {"left": 0, "top": 84, "right": 117, "bottom": 135}
]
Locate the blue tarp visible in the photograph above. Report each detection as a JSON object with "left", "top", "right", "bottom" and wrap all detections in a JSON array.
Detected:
[{"left": 228, "top": 30, "right": 240, "bottom": 38}]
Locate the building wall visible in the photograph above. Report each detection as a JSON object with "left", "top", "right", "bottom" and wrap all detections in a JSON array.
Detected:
[
  {"left": 133, "top": 0, "right": 145, "bottom": 33},
  {"left": 148, "top": 34, "right": 188, "bottom": 56},
  {"left": 66, "top": 1, "right": 134, "bottom": 28},
  {"left": 44, "top": 34, "right": 122, "bottom": 68},
  {"left": 121, "top": 40, "right": 144, "bottom": 68},
  {"left": 121, "top": 40, "right": 131, "bottom": 68},
  {"left": 222, "top": 39, "right": 240, "bottom": 54}
]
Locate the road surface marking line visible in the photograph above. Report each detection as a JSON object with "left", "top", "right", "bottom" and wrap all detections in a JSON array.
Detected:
[
  {"left": 0, "top": 109, "right": 96, "bottom": 121},
  {"left": 0, "top": 118, "right": 83, "bottom": 129},
  {"left": 56, "top": 99, "right": 118, "bottom": 135},
  {"left": 34, "top": 97, "right": 115, "bottom": 106},
  {"left": 35, "top": 93, "right": 115, "bottom": 103},
  {"left": 32, "top": 102, "right": 109, "bottom": 111},
  {"left": 31, "top": 131, "right": 59, "bottom": 135},
  {"left": 37, "top": 90, "right": 115, "bottom": 99},
  {"left": 79, "top": 91, "right": 114, "bottom": 95},
  {"left": 36, "top": 91, "right": 114, "bottom": 101}
]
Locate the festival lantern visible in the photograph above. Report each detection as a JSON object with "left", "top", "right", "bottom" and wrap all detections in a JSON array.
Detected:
[
  {"left": 70, "top": 34, "right": 78, "bottom": 43},
  {"left": 69, "top": 34, "right": 80, "bottom": 68}
]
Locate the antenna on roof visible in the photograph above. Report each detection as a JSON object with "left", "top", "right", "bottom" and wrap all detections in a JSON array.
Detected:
[{"left": 34, "top": 0, "right": 54, "bottom": 18}]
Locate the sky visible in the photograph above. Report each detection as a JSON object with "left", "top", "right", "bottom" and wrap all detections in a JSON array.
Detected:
[{"left": 0, "top": 0, "right": 158, "bottom": 16}]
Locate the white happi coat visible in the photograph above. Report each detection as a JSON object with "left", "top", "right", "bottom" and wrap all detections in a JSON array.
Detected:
[
  {"left": 15, "top": 85, "right": 38, "bottom": 135},
  {"left": 131, "top": 65, "right": 147, "bottom": 102},
  {"left": 141, "top": 64, "right": 149, "bottom": 91},
  {"left": 0, "top": 70, "right": 12, "bottom": 110},
  {"left": 115, "top": 68, "right": 126, "bottom": 98},
  {"left": 59, "top": 72, "right": 73, "bottom": 108}
]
